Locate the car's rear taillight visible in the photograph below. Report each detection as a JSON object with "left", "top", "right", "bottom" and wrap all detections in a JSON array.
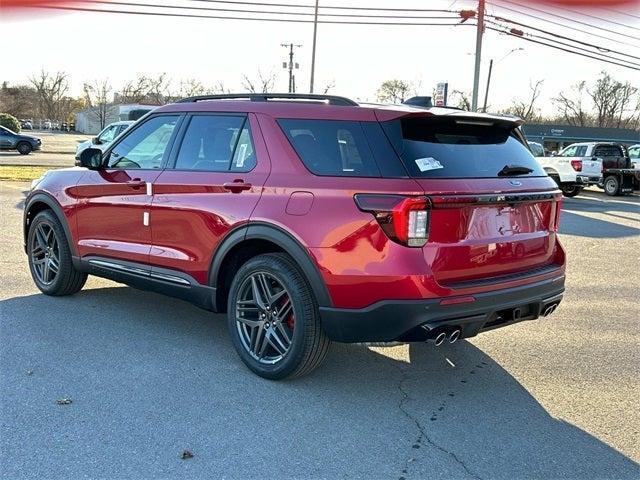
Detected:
[
  {"left": 570, "top": 160, "right": 582, "bottom": 172},
  {"left": 354, "top": 194, "right": 430, "bottom": 247}
]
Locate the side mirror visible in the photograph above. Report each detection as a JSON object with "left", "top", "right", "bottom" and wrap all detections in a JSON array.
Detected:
[
  {"left": 78, "top": 147, "right": 103, "bottom": 169},
  {"left": 92, "top": 137, "right": 101, "bottom": 145}
]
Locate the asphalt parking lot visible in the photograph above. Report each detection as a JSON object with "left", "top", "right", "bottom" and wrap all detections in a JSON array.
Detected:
[{"left": 1, "top": 182, "right": 638, "bottom": 479}]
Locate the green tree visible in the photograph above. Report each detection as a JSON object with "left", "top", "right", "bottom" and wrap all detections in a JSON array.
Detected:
[
  {"left": 376, "top": 79, "right": 411, "bottom": 103},
  {"left": 0, "top": 112, "right": 20, "bottom": 132}
]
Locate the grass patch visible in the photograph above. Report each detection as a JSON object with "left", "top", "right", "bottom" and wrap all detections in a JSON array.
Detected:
[{"left": 0, "top": 165, "right": 60, "bottom": 182}]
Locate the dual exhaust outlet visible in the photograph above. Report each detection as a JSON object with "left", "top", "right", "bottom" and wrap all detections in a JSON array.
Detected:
[
  {"left": 424, "top": 326, "right": 461, "bottom": 346},
  {"left": 541, "top": 302, "right": 559, "bottom": 317}
]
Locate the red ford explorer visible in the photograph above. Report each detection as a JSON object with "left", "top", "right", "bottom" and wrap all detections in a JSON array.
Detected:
[{"left": 24, "top": 94, "right": 565, "bottom": 379}]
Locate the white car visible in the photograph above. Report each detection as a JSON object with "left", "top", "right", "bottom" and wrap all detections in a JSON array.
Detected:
[
  {"left": 628, "top": 144, "right": 640, "bottom": 169},
  {"left": 75, "top": 121, "right": 134, "bottom": 160},
  {"left": 535, "top": 142, "right": 604, "bottom": 197}
]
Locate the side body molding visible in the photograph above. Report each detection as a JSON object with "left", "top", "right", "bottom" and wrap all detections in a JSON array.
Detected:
[{"left": 209, "top": 223, "right": 333, "bottom": 309}]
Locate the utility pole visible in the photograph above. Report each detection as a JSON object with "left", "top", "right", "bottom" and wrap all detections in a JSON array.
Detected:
[
  {"left": 483, "top": 48, "right": 523, "bottom": 112},
  {"left": 282, "top": 43, "right": 302, "bottom": 94},
  {"left": 482, "top": 59, "right": 493, "bottom": 113},
  {"left": 309, "top": 0, "right": 319, "bottom": 93},
  {"left": 471, "top": 0, "right": 485, "bottom": 111}
]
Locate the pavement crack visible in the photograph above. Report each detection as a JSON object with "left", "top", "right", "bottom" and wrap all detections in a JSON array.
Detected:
[{"left": 395, "top": 365, "right": 483, "bottom": 480}]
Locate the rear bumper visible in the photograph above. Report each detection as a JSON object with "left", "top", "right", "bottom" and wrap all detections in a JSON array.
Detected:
[
  {"left": 319, "top": 275, "right": 565, "bottom": 343},
  {"left": 575, "top": 175, "right": 600, "bottom": 185}
]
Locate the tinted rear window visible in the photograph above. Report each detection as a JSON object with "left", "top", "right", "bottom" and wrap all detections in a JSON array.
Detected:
[
  {"left": 382, "top": 117, "right": 546, "bottom": 178},
  {"left": 278, "top": 119, "right": 407, "bottom": 177}
]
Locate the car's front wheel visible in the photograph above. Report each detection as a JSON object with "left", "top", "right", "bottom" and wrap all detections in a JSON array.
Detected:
[
  {"left": 227, "top": 253, "right": 330, "bottom": 380},
  {"left": 17, "top": 142, "right": 32, "bottom": 155},
  {"left": 27, "top": 210, "right": 87, "bottom": 295}
]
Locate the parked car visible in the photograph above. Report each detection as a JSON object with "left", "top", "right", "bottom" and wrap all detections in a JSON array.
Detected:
[
  {"left": 75, "top": 120, "right": 135, "bottom": 160},
  {"left": 628, "top": 144, "right": 639, "bottom": 169},
  {"left": 527, "top": 141, "right": 545, "bottom": 157},
  {"left": 20, "top": 120, "right": 33, "bottom": 130},
  {"left": 43, "top": 121, "right": 52, "bottom": 130},
  {"left": 535, "top": 142, "right": 604, "bottom": 197},
  {"left": 0, "top": 125, "right": 42, "bottom": 154},
  {"left": 24, "top": 93, "right": 565, "bottom": 379}
]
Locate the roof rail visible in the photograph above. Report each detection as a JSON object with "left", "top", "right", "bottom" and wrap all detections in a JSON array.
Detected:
[{"left": 176, "top": 93, "right": 359, "bottom": 106}]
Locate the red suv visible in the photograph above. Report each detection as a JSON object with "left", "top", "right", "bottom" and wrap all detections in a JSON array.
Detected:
[{"left": 24, "top": 94, "right": 565, "bottom": 379}]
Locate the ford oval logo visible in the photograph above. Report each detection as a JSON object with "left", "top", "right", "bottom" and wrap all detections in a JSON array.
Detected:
[{"left": 509, "top": 180, "right": 522, "bottom": 186}]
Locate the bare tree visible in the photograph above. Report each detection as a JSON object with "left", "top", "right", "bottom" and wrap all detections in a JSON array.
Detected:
[
  {"left": 552, "top": 81, "right": 591, "bottom": 127},
  {"left": 146, "top": 73, "right": 172, "bottom": 105},
  {"left": 28, "top": 70, "right": 69, "bottom": 120},
  {"left": 118, "top": 76, "right": 151, "bottom": 104},
  {"left": 505, "top": 79, "right": 544, "bottom": 121},
  {"left": 449, "top": 90, "right": 472, "bottom": 110},
  {"left": 83, "top": 79, "right": 115, "bottom": 130},
  {"left": 241, "top": 71, "right": 276, "bottom": 93},
  {"left": 321, "top": 80, "right": 336, "bottom": 94},
  {"left": 0, "top": 82, "right": 39, "bottom": 119},
  {"left": 376, "top": 79, "right": 411, "bottom": 103},
  {"left": 588, "top": 72, "right": 638, "bottom": 128},
  {"left": 177, "top": 78, "right": 207, "bottom": 98}
]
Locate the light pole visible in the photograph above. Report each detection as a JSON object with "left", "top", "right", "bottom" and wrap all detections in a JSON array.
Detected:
[{"left": 482, "top": 47, "right": 524, "bottom": 112}]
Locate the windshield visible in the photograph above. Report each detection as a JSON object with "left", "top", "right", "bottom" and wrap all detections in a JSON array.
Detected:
[{"left": 381, "top": 117, "right": 546, "bottom": 178}]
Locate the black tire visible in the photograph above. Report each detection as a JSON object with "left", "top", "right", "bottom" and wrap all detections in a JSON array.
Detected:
[
  {"left": 227, "top": 253, "right": 330, "bottom": 380},
  {"left": 16, "top": 142, "right": 32, "bottom": 155},
  {"left": 27, "top": 210, "right": 87, "bottom": 296},
  {"left": 561, "top": 184, "right": 582, "bottom": 197},
  {"left": 604, "top": 175, "right": 620, "bottom": 196}
]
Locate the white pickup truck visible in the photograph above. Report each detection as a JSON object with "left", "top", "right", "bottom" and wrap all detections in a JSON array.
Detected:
[{"left": 535, "top": 142, "right": 604, "bottom": 197}]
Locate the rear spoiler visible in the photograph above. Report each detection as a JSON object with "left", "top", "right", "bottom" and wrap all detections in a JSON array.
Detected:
[{"left": 373, "top": 108, "right": 524, "bottom": 127}]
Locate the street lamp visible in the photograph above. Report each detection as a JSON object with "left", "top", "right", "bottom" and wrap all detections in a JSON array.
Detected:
[{"left": 482, "top": 47, "right": 524, "bottom": 112}]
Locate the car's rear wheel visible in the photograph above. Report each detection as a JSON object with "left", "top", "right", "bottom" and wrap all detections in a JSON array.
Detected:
[
  {"left": 227, "top": 253, "right": 330, "bottom": 380},
  {"left": 17, "top": 142, "right": 32, "bottom": 155},
  {"left": 28, "top": 210, "right": 87, "bottom": 296},
  {"left": 561, "top": 184, "right": 582, "bottom": 197},
  {"left": 604, "top": 175, "right": 620, "bottom": 196}
]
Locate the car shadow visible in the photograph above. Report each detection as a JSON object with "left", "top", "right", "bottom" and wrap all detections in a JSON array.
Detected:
[
  {"left": 1, "top": 287, "right": 638, "bottom": 479},
  {"left": 560, "top": 194, "right": 639, "bottom": 239}
]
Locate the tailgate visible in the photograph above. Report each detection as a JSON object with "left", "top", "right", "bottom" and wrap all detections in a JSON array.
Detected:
[{"left": 416, "top": 182, "right": 562, "bottom": 286}]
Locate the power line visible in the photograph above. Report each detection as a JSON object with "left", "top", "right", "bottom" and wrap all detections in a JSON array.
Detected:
[
  {"left": 87, "top": 1, "right": 461, "bottom": 19},
  {"left": 485, "top": 19, "right": 640, "bottom": 68},
  {"left": 188, "top": 0, "right": 457, "bottom": 13},
  {"left": 602, "top": 7, "right": 640, "bottom": 20},
  {"left": 35, "top": 4, "right": 469, "bottom": 26},
  {"left": 485, "top": 14, "right": 640, "bottom": 61},
  {"left": 501, "top": 0, "right": 640, "bottom": 30},
  {"left": 491, "top": 0, "right": 640, "bottom": 41},
  {"left": 486, "top": 25, "right": 640, "bottom": 71},
  {"left": 486, "top": 2, "right": 640, "bottom": 49}
]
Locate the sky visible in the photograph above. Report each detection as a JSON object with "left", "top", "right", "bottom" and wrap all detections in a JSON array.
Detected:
[{"left": 1, "top": 0, "right": 638, "bottom": 116}]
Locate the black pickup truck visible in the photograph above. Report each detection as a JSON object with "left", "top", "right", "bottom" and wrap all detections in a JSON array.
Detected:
[{"left": 596, "top": 143, "right": 640, "bottom": 196}]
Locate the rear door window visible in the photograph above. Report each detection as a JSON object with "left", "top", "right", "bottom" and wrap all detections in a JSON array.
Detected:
[
  {"left": 173, "top": 115, "right": 246, "bottom": 171},
  {"left": 381, "top": 117, "right": 546, "bottom": 178},
  {"left": 278, "top": 119, "right": 384, "bottom": 177}
]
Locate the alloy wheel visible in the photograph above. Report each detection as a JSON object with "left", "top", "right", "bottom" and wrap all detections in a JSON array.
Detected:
[
  {"left": 235, "top": 272, "right": 295, "bottom": 365},
  {"left": 30, "top": 223, "right": 60, "bottom": 285}
]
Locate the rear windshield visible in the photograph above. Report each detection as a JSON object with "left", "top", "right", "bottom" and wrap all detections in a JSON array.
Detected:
[{"left": 382, "top": 117, "right": 546, "bottom": 178}]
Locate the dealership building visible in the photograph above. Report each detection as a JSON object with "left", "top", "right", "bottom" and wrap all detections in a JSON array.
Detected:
[
  {"left": 522, "top": 123, "right": 640, "bottom": 153},
  {"left": 75, "top": 103, "right": 155, "bottom": 134}
]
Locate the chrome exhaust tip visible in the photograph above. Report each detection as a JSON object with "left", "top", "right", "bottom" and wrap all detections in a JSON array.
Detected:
[
  {"left": 434, "top": 332, "right": 447, "bottom": 346},
  {"left": 449, "top": 329, "right": 461, "bottom": 344},
  {"left": 542, "top": 303, "right": 558, "bottom": 317}
]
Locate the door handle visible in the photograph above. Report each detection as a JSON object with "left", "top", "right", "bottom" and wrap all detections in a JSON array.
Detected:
[
  {"left": 126, "top": 178, "right": 146, "bottom": 189},
  {"left": 223, "top": 179, "right": 252, "bottom": 193}
]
